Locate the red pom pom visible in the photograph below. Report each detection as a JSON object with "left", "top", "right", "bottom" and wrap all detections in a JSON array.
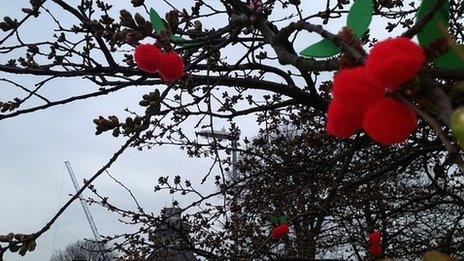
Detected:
[
  {"left": 332, "top": 67, "right": 385, "bottom": 112},
  {"left": 369, "top": 231, "right": 382, "bottom": 245},
  {"left": 134, "top": 44, "right": 162, "bottom": 73},
  {"left": 369, "top": 244, "right": 383, "bottom": 257},
  {"left": 271, "top": 224, "right": 289, "bottom": 240},
  {"left": 326, "top": 100, "right": 364, "bottom": 139},
  {"left": 159, "top": 52, "right": 185, "bottom": 82},
  {"left": 363, "top": 97, "right": 418, "bottom": 145},
  {"left": 366, "top": 37, "right": 425, "bottom": 91}
]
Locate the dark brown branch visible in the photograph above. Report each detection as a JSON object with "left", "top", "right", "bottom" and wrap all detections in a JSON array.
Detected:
[{"left": 0, "top": 78, "right": 147, "bottom": 121}]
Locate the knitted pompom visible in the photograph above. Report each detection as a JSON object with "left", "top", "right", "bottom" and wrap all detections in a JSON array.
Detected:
[
  {"left": 369, "top": 231, "right": 382, "bottom": 245},
  {"left": 159, "top": 52, "right": 185, "bottom": 82},
  {"left": 369, "top": 244, "right": 383, "bottom": 257},
  {"left": 271, "top": 224, "right": 289, "bottom": 240},
  {"left": 363, "top": 97, "right": 418, "bottom": 145},
  {"left": 366, "top": 37, "right": 425, "bottom": 91},
  {"left": 332, "top": 67, "right": 385, "bottom": 112},
  {"left": 134, "top": 44, "right": 162, "bottom": 73},
  {"left": 326, "top": 100, "right": 364, "bottom": 139}
]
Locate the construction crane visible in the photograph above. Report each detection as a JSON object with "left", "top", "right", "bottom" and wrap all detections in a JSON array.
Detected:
[{"left": 65, "top": 161, "right": 111, "bottom": 261}]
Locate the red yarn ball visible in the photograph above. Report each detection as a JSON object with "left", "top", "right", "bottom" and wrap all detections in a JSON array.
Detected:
[
  {"left": 271, "top": 224, "right": 289, "bottom": 240},
  {"left": 369, "top": 231, "right": 382, "bottom": 245},
  {"left": 363, "top": 97, "right": 418, "bottom": 145},
  {"left": 326, "top": 100, "right": 364, "bottom": 139},
  {"left": 369, "top": 244, "right": 383, "bottom": 257},
  {"left": 159, "top": 52, "right": 185, "bottom": 82},
  {"left": 134, "top": 44, "right": 162, "bottom": 73},
  {"left": 332, "top": 67, "right": 385, "bottom": 112},
  {"left": 366, "top": 37, "right": 425, "bottom": 91}
]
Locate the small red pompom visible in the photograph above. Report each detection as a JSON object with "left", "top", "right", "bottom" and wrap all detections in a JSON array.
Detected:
[
  {"left": 366, "top": 37, "right": 425, "bottom": 91},
  {"left": 134, "top": 44, "right": 162, "bottom": 73},
  {"left": 326, "top": 100, "right": 364, "bottom": 139},
  {"left": 159, "top": 52, "right": 185, "bottom": 82},
  {"left": 369, "top": 231, "right": 382, "bottom": 245},
  {"left": 363, "top": 97, "right": 418, "bottom": 145},
  {"left": 271, "top": 224, "right": 289, "bottom": 240},
  {"left": 332, "top": 67, "right": 385, "bottom": 112},
  {"left": 369, "top": 244, "right": 383, "bottom": 257}
]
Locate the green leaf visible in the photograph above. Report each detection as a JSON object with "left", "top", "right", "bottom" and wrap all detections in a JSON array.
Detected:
[
  {"left": 170, "top": 35, "right": 199, "bottom": 49},
  {"left": 150, "top": 8, "right": 166, "bottom": 33},
  {"left": 417, "top": 0, "right": 449, "bottom": 46},
  {"left": 299, "top": 0, "right": 373, "bottom": 58},
  {"left": 300, "top": 38, "right": 341, "bottom": 58},
  {"left": 278, "top": 215, "right": 288, "bottom": 224},
  {"left": 150, "top": 9, "right": 196, "bottom": 49},
  {"left": 170, "top": 35, "right": 186, "bottom": 42},
  {"left": 417, "top": 0, "right": 464, "bottom": 70},
  {"left": 270, "top": 216, "right": 280, "bottom": 225},
  {"left": 347, "top": 0, "right": 373, "bottom": 38},
  {"left": 435, "top": 45, "right": 464, "bottom": 70}
]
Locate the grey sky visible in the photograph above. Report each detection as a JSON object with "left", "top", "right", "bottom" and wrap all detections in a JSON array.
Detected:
[{"left": 0, "top": 0, "right": 408, "bottom": 260}]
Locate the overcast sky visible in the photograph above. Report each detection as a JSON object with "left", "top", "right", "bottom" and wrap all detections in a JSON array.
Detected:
[{"left": 0, "top": 0, "right": 404, "bottom": 260}]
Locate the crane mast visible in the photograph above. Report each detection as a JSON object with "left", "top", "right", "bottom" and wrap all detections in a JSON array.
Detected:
[{"left": 65, "top": 161, "right": 110, "bottom": 261}]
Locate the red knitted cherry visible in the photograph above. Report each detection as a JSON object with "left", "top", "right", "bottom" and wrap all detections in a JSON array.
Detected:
[
  {"left": 326, "top": 100, "right": 364, "bottom": 139},
  {"left": 366, "top": 37, "right": 425, "bottom": 91},
  {"left": 159, "top": 51, "right": 185, "bottom": 82},
  {"left": 363, "top": 97, "right": 418, "bottom": 145},
  {"left": 134, "top": 44, "right": 162, "bottom": 73},
  {"left": 369, "top": 244, "right": 383, "bottom": 257},
  {"left": 271, "top": 224, "right": 289, "bottom": 240},
  {"left": 332, "top": 67, "right": 385, "bottom": 112},
  {"left": 369, "top": 231, "right": 382, "bottom": 245}
]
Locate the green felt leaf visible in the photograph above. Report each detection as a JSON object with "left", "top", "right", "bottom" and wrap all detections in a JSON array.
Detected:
[
  {"left": 435, "top": 45, "right": 464, "bottom": 70},
  {"left": 150, "top": 8, "right": 166, "bottom": 33},
  {"left": 170, "top": 35, "right": 186, "bottom": 42},
  {"left": 278, "top": 216, "right": 288, "bottom": 224},
  {"left": 417, "top": 0, "right": 449, "bottom": 46},
  {"left": 417, "top": 0, "right": 464, "bottom": 70},
  {"left": 170, "top": 35, "right": 199, "bottom": 49},
  {"left": 270, "top": 216, "right": 280, "bottom": 225},
  {"left": 300, "top": 38, "right": 341, "bottom": 58},
  {"left": 347, "top": 0, "right": 373, "bottom": 37},
  {"left": 150, "top": 9, "right": 195, "bottom": 48},
  {"left": 300, "top": 0, "right": 373, "bottom": 58}
]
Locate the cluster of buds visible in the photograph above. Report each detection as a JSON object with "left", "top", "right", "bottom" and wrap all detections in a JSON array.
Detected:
[
  {"left": 93, "top": 115, "right": 119, "bottom": 135},
  {"left": 139, "top": 90, "right": 161, "bottom": 115},
  {"left": 0, "top": 16, "right": 18, "bottom": 32},
  {"left": 248, "top": 0, "right": 263, "bottom": 11},
  {"left": 248, "top": 0, "right": 266, "bottom": 25},
  {"left": 0, "top": 233, "right": 37, "bottom": 256}
]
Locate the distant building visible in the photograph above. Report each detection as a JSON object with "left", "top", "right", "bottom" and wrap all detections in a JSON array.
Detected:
[{"left": 146, "top": 207, "right": 196, "bottom": 261}]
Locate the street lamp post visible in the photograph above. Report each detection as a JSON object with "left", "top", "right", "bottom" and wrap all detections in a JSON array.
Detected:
[
  {"left": 196, "top": 128, "right": 239, "bottom": 182},
  {"left": 197, "top": 128, "right": 241, "bottom": 252}
]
